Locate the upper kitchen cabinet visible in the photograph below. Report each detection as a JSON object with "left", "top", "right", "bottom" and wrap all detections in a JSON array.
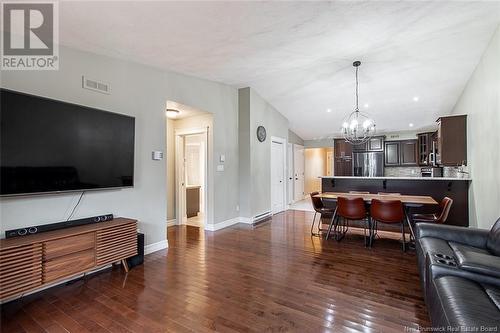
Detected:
[
  {"left": 437, "top": 115, "right": 467, "bottom": 166},
  {"left": 400, "top": 140, "right": 418, "bottom": 165},
  {"left": 417, "top": 132, "right": 434, "bottom": 166},
  {"left": 352, "top": 136, "right": 384, "bottom": 152},
  {"left": 385, "top": 140, "right": 418, "bottom": 166},
  {"left": 368, "top": 136, "right": 384, "bottom": 151},
  {"left": 384, "top": 141, "right": 400, "bottom": 166}
]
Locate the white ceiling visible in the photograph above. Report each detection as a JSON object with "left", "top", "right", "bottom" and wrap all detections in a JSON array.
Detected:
[{"left": 59, "top": 1, "right": 500, "bottom": 140}]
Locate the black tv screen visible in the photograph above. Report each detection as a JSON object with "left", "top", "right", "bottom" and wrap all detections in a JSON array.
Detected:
[{"left": 1, "top": 89, "right": 135, "bottom": 196}]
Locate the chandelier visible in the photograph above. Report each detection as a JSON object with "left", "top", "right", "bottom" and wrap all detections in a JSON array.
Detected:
[{"left": 341, "top": 61, "right": 376, "bottom": 145}]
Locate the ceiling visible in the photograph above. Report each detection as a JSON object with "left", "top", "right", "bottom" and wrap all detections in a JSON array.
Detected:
[{"left": 59, "top": 1, "right": 500, "bottom": 140}]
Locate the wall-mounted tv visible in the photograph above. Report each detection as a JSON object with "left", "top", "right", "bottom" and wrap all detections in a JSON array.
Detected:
[{"left": 1, "top": 89, "right": 135, "bottom": 196}]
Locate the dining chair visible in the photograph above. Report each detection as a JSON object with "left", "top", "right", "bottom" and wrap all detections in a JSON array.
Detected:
[
  {"left": 310, "top": 192, "right": 336, "bottom": 235},
  {"left": 412, "top": 197, "right": 453, "bottom": 224},
  {"left": 326, "top": 196, "right": 369, "bottom": 245},
  {"left": 370, "top": 198, "right": 406, "bottom": 251}
]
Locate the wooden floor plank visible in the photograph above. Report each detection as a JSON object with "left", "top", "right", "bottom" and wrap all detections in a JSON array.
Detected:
[{"left": 1, "top": 210, "right": 430, "bottom": 332}]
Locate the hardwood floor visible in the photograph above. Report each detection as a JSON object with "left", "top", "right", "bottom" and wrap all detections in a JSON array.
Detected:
[{"left": 1, "top": 210, "right": 430, "bottom": 332}]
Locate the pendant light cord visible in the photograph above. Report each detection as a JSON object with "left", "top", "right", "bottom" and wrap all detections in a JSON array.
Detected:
[{"left": 355, "top": 65, "right": 359, "bottom": 112}]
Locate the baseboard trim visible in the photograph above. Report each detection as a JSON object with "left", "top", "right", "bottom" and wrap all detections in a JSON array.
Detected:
[
  {"left": 145, "top": 240, "right": 168, "bottom": 255},
  {"left": 167, "top": 219, "right": 177, "bottom": 227},
  {"left": 205, "top": 217, "right": 240, "bottom": 231}
]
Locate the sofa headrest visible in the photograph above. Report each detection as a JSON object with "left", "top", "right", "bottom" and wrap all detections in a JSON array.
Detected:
[{"left": 486, "top": 217, "right": 500, "bottom": 256}]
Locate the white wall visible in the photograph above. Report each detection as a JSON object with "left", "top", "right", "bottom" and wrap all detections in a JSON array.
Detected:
[
  {"left": 0, "top": 45, "right": 239, "bottom": 245},
  {"left": 238, "top": 87, "right": 290, "bottom": 218},
  {"left": 451, "top": 25, "right": 500, "bottom": 229}
]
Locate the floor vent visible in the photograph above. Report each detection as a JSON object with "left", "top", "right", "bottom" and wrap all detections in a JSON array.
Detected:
[
  {"left": 82, "top": 76, "right": 110, "bottom": 94},
  {"left": 253, "top": 211, "right": 272, "bottom": 224}
]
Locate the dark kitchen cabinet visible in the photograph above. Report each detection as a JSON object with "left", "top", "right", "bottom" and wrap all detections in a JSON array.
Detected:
[
  {"left": 368, "top": 136, "right": 384, "bottom": 151},
  {"left": 334, "top": 139, "right": 353, "bottom": 176},
  {"left": 385, "top": 140, "right": 418, "bottom": 166},
  {"left": 385, "top": 142, "right": 400, "bottom": 166},
  {"left": 334, "top": 158, "right": 353, "bottom": 176},
  {"left": 437, "top": 115, "right": 467, "bottom": 166},
  {"left": 334, "top": 139, "right": 352, "bottom": 158},
  {"left": 417, "top": 132, "right": 433, "bottom": 166},
  {"left": 400, "top": 140, "right": 418, "bottom": 165}
]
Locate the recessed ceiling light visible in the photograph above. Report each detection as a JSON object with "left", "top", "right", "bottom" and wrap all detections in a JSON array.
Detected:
[
  {"left": 409, "top": 123, "right": 414, "bottom": 127},
  {"left": 326, "top": 108, "right": 332, "bottom": 113},
  {"left": 166, "top": 108, "right": 180, "bottom": 118},
  {"left": 413, "top": 96, "right": 419, "bottom": 102},
  {"left": 364, "top": 103, "right": 369, "bottom": 108}
]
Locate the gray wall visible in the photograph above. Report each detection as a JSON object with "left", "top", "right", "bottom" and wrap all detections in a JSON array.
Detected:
[
  {"left": 238, "top": 87, "right": 290, "bottom": 218},
  {"left": 288, "top": 130, "right": 304, "bottom": 145},
  {"left": 0, "top": 45, "right": 240, "bottom": 245},
  {"left": 451, "top": 25, "right": 500, "bottom": 229}
]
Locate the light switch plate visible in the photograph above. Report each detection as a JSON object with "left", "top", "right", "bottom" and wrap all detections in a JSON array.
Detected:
[
  {"left": 220, "top": 154, "right": 225, "bottom": 162},
  {"left": 217, "top": 165, "right": 224, "bottom": 172}
]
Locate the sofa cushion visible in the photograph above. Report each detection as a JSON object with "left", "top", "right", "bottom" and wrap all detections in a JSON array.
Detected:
[
  {"left": 433, "top": 276, "right": 500, "bottom": 329},
  {"left": 486, "top": 217, "right": 500, "bottom": 256}
]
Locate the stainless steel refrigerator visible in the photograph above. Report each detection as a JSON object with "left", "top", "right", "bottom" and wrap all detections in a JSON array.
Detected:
[{"left": 353, "top": 152, "right": 384, "bottom": 177}]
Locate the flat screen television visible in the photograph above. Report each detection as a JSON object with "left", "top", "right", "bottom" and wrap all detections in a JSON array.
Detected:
[{"left": 1, "top": 89, "right": 135, "bottom": 196}]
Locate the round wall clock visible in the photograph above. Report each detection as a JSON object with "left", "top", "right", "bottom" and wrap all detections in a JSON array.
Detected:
[{"left": 256, "top": 126, "right": 267, "bottom": 142}]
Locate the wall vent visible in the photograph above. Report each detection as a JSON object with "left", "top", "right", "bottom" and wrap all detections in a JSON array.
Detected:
[{"left": 82, "top": 76, "right": 110, "bottom": 94}]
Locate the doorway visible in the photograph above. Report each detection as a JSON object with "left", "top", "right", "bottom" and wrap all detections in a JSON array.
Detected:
[
  {"left": 176, "top": 129, "right": 208, "bottom": 227},
  {"left": 271, "top": 137, "right": 286, "bottom": 214}
]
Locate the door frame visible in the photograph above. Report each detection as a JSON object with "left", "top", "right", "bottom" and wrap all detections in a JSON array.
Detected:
[
  {"left": 287, "top": 143, "right": 294, "bottom": 205},
  {"left": 270, "top": 136, "right": 287, "bottom": 214},
  {"left": 175, "top": 127, "right": 209, "bottom": 226},
  {"left": 293, "top": 144, "right": 305, "bottom": 202}
]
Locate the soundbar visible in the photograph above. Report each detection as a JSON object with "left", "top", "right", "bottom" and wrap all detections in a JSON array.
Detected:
[{"left": 5, "top": 214, "right": 114, "bottom": 238}]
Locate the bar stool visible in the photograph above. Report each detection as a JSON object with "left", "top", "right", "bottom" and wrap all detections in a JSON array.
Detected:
[
  {"left": 326, "top": 196, "right": 369, "bottom": 245},
  {"left": 370, "top": 198, "right": 406, "bottom": 251},
  {"left": 310, "top": 192, "right": 336, "bottom": 235}
]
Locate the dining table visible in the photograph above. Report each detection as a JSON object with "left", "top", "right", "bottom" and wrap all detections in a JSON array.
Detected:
[{"left": 313, "top": 192, "right": 439, "bottom": 244}]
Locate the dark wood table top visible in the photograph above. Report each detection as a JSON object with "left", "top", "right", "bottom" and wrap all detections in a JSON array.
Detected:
[{"left": 314, "top": 192, "right": 438, "bottom": 205}]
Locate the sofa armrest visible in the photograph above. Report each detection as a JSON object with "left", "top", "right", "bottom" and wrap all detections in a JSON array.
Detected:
[
  {"left": 455, "top": 250, "right": 500, "bottom": 278},
  {"left": 415, "top": 223, "right": 489, "bottom": 248}
]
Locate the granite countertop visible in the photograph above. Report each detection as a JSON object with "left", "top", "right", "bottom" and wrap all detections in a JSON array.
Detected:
[{"left": 319, "top": 176, "right": 471, "bottom": 181}]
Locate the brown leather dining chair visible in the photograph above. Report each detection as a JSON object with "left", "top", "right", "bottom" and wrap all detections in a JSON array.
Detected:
[
  {"left": 370, "top": 198, "right": 407, "bottom": 251},
  {"left": 310, "top": 192, "right": 336, "bottom": 235},
  {"left": 326, "top": 196, "right": 368, "bottom": 244},
  {"left": 412, "top": 197, "right": 453, "bottom": 224}
]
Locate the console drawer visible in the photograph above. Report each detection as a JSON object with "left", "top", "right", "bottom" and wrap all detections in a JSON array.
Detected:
[
  {"left": 43, "top": 232, "right": 95, "bottom": 260},
  {"left": 43, "top": 249, "right": 95, "bottom": 283}
]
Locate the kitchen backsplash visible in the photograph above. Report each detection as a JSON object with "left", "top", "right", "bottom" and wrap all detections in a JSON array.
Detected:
[
  {"left": 384, "top": 167, "right": 421, "bottom": 177},
  {"left": 384, "top": 166, "right": 465, "bottom": 178}
]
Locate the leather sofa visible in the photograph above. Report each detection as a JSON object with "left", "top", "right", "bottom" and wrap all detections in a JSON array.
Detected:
[{"left": 415, "top": 218, "right": 500, "bottom": 331}]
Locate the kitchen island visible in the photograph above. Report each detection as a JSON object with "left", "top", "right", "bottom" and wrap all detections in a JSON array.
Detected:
[{"left": 320, "top": 176, "right": 471, "bottom": 227}]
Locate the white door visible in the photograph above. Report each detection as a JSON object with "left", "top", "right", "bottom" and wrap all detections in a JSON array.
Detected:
[
  {"left": 271, "top": 140, "right": 285, "bottom": 214},
  {"left": 294, "top": 144, "right": 305, "bottom": 201},
  {"left": 287, "top": 143, "right": 294, "bottom": 205}
]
